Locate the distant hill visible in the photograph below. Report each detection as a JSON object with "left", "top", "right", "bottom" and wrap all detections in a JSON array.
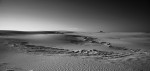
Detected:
[{"left": 0, "top": 30, "right": 74, "bottom": 35}]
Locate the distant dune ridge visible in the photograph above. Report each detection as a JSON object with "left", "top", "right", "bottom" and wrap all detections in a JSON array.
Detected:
[{"left": 0, "top": 30, "right": 76, "bottom": 35}]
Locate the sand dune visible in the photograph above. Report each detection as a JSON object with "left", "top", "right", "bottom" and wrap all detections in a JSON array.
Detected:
[{"left": 0, "top": 31, "right": 150, "bottom": 71}]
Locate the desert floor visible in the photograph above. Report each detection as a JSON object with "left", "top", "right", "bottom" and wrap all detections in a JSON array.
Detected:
[{"left": 0, "top": 32, "right": 150, "bottom": 71}]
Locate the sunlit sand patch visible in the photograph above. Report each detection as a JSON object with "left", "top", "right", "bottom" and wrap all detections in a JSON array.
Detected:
[{"left": 29, "top": 69, "right": 33, "bottom": 71}]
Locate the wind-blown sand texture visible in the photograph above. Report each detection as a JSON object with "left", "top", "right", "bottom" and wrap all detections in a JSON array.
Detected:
[{"left": 0, "top": 31, "right": 150, "bottom": 71}]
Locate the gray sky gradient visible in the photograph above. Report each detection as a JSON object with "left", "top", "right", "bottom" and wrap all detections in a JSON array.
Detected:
[{"left": 0, "top": 0, "right": 149, "bottom": 32}]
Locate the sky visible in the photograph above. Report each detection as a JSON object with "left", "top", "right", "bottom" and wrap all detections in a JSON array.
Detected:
[{"left": 0, "top": 0, "right": 149, "bottom": 32}]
